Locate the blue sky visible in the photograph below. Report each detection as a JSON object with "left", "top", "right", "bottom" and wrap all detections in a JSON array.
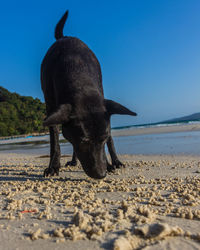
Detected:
[{"left": 0, "top": 0, "right": 200, "bottom": 127}]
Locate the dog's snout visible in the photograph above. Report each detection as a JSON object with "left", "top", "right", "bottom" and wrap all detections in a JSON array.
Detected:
[
  {"left": 90, "top": 171, "right": 106, "bottom": 179},
  {"left": 88, "top": 172, "right": 106, "bottom": 179},
  {"left": 83, "top": 165, "right": 106, "bottom": 179}
]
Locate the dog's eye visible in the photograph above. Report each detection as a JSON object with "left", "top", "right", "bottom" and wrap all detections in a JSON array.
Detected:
[{"left": 81, "top": 137, "right": 90, "bottom": 144}]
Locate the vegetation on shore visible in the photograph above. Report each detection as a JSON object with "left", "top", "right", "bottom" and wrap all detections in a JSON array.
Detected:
[{"left": 0, "top": 86, "right": 47, "bottom": 136}]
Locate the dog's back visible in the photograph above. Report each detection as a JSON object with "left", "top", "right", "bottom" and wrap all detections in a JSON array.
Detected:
[{"left": 41, "top": 11, "right": 103, "bottom": 108}]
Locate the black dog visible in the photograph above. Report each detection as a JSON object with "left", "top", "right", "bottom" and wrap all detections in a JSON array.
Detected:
[{"left": 41, "top": 11, "right": 137, "bottom": 179}]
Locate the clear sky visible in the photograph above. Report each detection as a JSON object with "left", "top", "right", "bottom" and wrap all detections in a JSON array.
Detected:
[{"left": 0, "top": 0, "right": 200, "bottom": 127}]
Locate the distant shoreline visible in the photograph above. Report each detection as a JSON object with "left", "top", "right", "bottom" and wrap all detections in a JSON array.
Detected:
[
  {"left": 0, "top": 132, "right": 49, "bottom": 141},
  {"left": 1, "top": 123, "right": 200, "bottom": 145},
  {"left": 111, "top": 122, "right": 200, "bottom": 137},
  {"left": 1, "top": 121, "right": 200, "bottom": 142}
]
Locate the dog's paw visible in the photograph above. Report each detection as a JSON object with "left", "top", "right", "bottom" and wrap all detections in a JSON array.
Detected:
[
  {"left": 107, "top": 163, "right": 116, "bottom": 173},
  {"left": 112, "top": 159, "right": 125, "bottom": 169},
  {"left": 43, "top": 167, "right": 59, "bottom": 177},
  {"left": 65, "top": 160, "right": 77, "bottom": 167}
]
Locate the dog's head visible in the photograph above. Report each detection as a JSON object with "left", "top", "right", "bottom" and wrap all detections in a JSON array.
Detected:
[{"left": 44, "top": 97, "right": 136, "bottom": 179}]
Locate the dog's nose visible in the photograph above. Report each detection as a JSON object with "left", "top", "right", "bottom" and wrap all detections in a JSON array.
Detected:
[
  {"left": 85, "top": 167, "right": 106, "bottom": 179},
  {"left": 91, "top": 171, "right": 106, "bottom": 179}
]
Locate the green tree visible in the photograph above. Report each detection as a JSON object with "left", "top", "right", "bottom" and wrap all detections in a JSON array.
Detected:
[{"left": 0, "top": 86, "right": 47, "bottom": 136}]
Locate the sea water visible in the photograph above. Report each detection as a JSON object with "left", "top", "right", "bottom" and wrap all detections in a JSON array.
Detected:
[
  {"left": 1, "top": 129, "right": 200, "bottom": 156},
  {"left": 113, "top": 130, "right": 200, "bottom": 155}
]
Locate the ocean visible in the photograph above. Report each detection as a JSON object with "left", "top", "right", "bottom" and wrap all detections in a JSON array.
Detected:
[
  {"left": 1, "top": 121, "right": 200, "bottom": 156},
  {"left": 112, "top": 120, "right": 200, "bottom": 130}
]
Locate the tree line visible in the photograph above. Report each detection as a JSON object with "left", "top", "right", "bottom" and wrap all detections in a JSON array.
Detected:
[{"left": 0, "top": 86, "right": 48, "bottom": 136}]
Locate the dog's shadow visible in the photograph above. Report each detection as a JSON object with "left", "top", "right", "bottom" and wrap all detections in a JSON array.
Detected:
[{"left": 0, "top": 164, "right": 87, "bottom": 182}]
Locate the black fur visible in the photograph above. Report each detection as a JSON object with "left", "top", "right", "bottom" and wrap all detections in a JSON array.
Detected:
[{"left": 41, "top": 10, "right": 137, "bottom": 179}]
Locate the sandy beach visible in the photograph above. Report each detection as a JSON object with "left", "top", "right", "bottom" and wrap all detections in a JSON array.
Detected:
[
  {"left": 0, "top": 124, "right": 200, "bottom": 249},
  {"left": 0, "top": 152, "right": 200, "bottom": 250},
  {"left": 1, "top": 123, "right": 200, "bottom": 145}
]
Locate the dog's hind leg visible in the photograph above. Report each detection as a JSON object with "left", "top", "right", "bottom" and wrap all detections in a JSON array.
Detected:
[{"left": 65, "top": 150, "right": 78, "bottom": 167}]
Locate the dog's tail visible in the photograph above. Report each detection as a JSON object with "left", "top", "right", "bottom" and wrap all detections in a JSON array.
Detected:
[{"left": 55, "top": 10, "right": 69, "bottom": 40}]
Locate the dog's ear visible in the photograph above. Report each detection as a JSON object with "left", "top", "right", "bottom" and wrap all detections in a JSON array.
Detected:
[
  {"left": 43, "top": 104, "right": 72, "bottom": 126},
  {"left": 105, "top": 99, "right": 137, "bottom": 116}
]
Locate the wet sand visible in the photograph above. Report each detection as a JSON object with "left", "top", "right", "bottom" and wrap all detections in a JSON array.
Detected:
[
  {"left": 1, "top": 123, "right": 200, "bottom": 145},
  {"left": 111, "top": 123, "right": 200, "bottom": 137},
  {"left": 0, "top": 153, "right": 200, "bottom": 249},
  {"left": 2, "top": 124, "right": 200, "bottom": 156}
]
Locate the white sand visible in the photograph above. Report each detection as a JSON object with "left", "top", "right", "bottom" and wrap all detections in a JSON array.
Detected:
[{"left": 0, "top": 153, "right": 200, "bottom": 249}]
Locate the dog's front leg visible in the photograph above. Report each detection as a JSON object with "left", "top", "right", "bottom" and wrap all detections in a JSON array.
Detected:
[
  {"left": 44, "top": 125, "right": 61, "bottom": 177},
  {"left": 107, "top": 135, "right": 124, "bottom": 170}
]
